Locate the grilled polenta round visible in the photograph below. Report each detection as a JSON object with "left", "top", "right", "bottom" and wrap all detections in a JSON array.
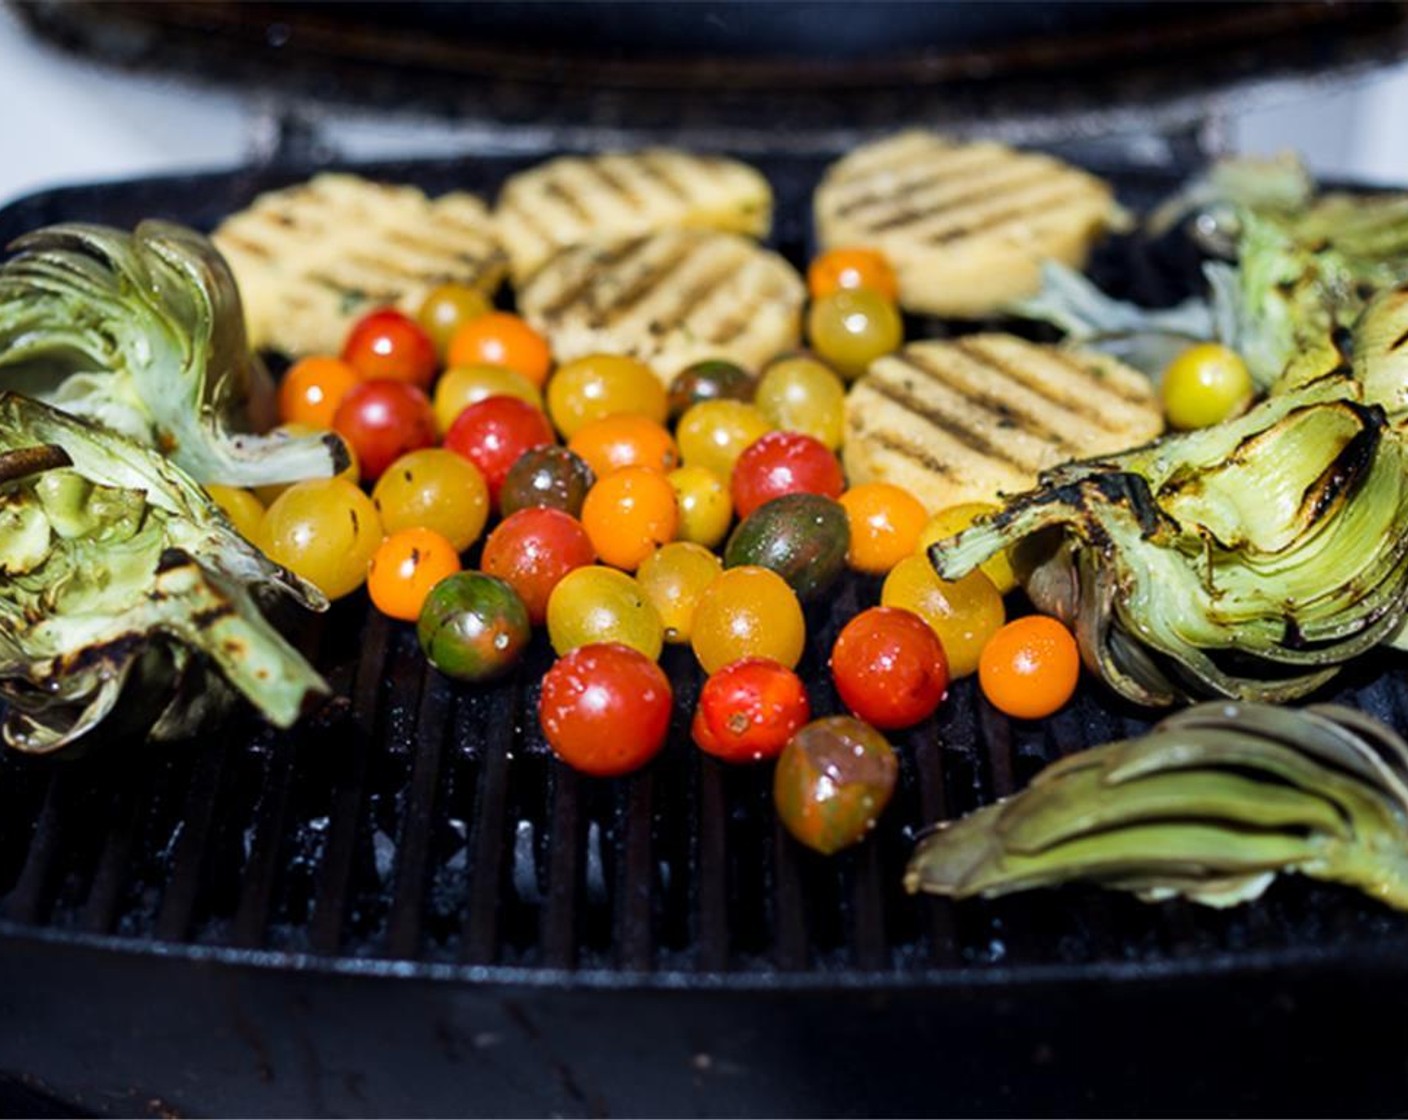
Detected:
[
  {"left": 495, "top": 149, "right": 773, "bottom": 283},
  {"left": 844, "top": 335, "right": 1162, "bottom": 511},
  {"left": 815, "top": 132, "right": 1125, "bottom": 318},
  {"left": 213, "top": 174, "right": 506, "bottom": 357},
  {"left": 517, "top": 229, "right": 805, "bottom": 384}
]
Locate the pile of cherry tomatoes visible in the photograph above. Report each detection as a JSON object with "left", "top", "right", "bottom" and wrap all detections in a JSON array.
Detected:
[{"left": 206, "top": 248, "right": 1082, "bottom": 856}]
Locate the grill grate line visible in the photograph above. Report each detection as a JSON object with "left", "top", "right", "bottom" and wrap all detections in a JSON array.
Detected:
[
  {"left": 542, "top": 765, "right": 582, "bottom": 969},
  {"left": 694, "top": 758, "right": 730, "bottom": 971},
  {"left": 614, "top": 772, "right": 656, "bottom": 972},
  {"left": 309, "top": 610, "right": 393, "bottom": 955},
  {"left": 385, "top": 664, "right": 453, "bottom": 959},
  {"left": 849, "top": 840, "right": 889, "bottom": 970},
  {"left": 153, "top": 736, "right": 229, "bottom": 943},
  {"left": 461, "top": 681, "right": 518, "bottom": 965},
  {"left": 769, "top": 818, "right": 809, "bottom": 971},
  {"left": 3, "top": 770, "right": 66, "bottom": 926},
  {"left": 80, "top": 785, "right": 142, "bottom": 935},
  {"left": 230, "top": 734, "right": 297, "bottom": 949}
]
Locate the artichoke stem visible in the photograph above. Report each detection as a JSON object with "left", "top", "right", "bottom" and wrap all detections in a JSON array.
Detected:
[{"left": 0, "top": 444, "right": 72, "bottom": 484}]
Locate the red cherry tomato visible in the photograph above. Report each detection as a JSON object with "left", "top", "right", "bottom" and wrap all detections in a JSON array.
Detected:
[
  {"left": 830, "top": 606, "right": 950, "bottom": 730},
  {"left": 340, "top": 308, "right": 439, "bottom": 389},
  {"left": 538, "top": 643, "right": 674, "bottom": 777},
  {"left": 691, "top": 657, "right": 811, "bottom": 764},
  {"left": 332, "top": 379, "right": 437, "bottom": 482},
  {"left": 481, "top": 507, "right": 596, "bottom": 624},
  {"left": 442, "top": 395, "right": 556, "bottom": 504},
  {"left": 730, "top": 430, "right": 845, "bottom": 520}
]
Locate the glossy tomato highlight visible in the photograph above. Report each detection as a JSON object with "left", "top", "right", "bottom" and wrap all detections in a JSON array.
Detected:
[
  {"left": 730, "top": 429, "right": 844, "bottom": 519},
  {"left": 539, "top": 643, "right": 673, "bottom": 777},
  {"left": 332, "top": 380, "right": 438, "bottom": 482},
  {"left": 692, "top": 658, "right": 810, "bottom": 764},
  {"left": 481, "top": 507, "right": 596, "bottom": 624},
  {"left": 830, "top": 606, "right": 949, "bottom": 730},
  {"left": 341, "top": 308, "right": 439, "bottom": 388},
  {"left": 442, "top": 395, "right": 556, "bottom": 504}
]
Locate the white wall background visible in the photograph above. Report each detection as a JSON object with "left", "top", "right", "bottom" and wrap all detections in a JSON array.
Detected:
[{"left": 0, "top": 4, "right": 1404, "bottom": 207}]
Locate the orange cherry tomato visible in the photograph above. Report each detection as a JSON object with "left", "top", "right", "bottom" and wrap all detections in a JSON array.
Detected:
[
  {"left": 978, "top": 615, "right": 1081, "bottom": 720},
  {"left": 580, "top": 466, "right": 679, "bottom": 571},
  {"left": 446, "top": 312, "right": 553, "bottom": 387},
  {"left": 366, "top": 527, "right": 462, "bottom": 621},
  {"left": 568, "top": 414, "right": 679, "bottom": 479},
  {"left": 690, "top": 566, "right": 805, "bottom": 674},
  {"left": 278, "top": 356, "right": 361, "bottom": 429},
  {"left": 838, "top": 482, "right": 928, "bottom": 575},
  {"left": 807, "top": 247, "right": 899, "bottom": 302}
]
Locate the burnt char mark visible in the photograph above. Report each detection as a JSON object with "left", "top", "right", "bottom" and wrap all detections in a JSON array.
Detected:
[
  {"left": 585, "top": 158, "right": 645, "bottom": 211},
  {"left": 191, "top": 604, "right": 238, "bottom": 630},
  {"left": 831, "top": 147, "right": 1001, "bottom": 219},
  {"left": 534, "top": 237, "right": 654, "bottom": 320},
  {"left": 862, "top": 375, "right": 1030, "bottom": 472},
  {"left": 0, "top": 444, "right": 71, "bottom": 485},
  {"left": 1300, "top": 404, "right": 1384, "bottom": 525},
  {"left": 1041, "top": 347, "right": 1159, "bottom": 408},
  {"left": 1333, "top": 325, "right": 1356, "bottom": 363},
  {"left": 987, "top": 470, "right": 1171, "bottom": 541},
  {"left": 862, "top": 166, "right": 1056, "bottom": 235},
  {"left": 635, "top": 153, "right": 690, "bottom": 202},
  {"left": 926, "top": 184, "right": 1093, "bottom": 246},
  {"left": 865, "top": 429, "right": 957, "bottom": 478},
  {"left": 588, "top": 239, "right": 700, "bottom": 325},
  {"left": 156, "top": 548, "right": 192, "bottom": 574},
  {"left": 1391, "top": 327, "right": 1408, "bottom": 353},
  {"left": 540, "top": 177, "right": 592, "bottom": 224}
]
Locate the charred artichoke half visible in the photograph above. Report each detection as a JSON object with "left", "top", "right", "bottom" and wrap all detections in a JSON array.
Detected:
[
  {"left": 930, "top": 374, "right": 1408, "bottom": 707},
  {"left": 906, "top": 701, "right": 1408, "bottom": 913},
  {"left": 0, "top": 220, "right": 347, "bottom": 487},
  {"left": 0, "top": 392, "right": 327, "bottom": 753}
]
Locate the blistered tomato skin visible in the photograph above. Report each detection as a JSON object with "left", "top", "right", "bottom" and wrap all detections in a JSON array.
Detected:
[
  {"left": 539, "top": 643, "right": 674, "bottom": 777},
  {"left": 830, "top": 606, "right": 949, "bottom": 730},
  {"left": 499, "top": 446, "right": 596, "bottom": 519},
  {"left": 417, "top": 572, "right": 531, "bottom": 683},
  {"left": 341, "top": 308, "right": 439, "bottom": 389},
  {"left": 367, "top": 528, "right": 463, "bottom": 622},
  {"left": 978, "top": 615, "right": 1081, "bottom": 720},
  {"left": 332, "top": 380, "right": 438, "bottom": 482},
  {"left": 692, "top": 658, "right": 810, "bottom": 764},
  {"left": 442, "top": 395, "right": 556, "bottom": 504},
  {"left": 773, "top": 716, "right": 899, "bottom": 855},
  {"left": 481, "top": 507, "right": 596, "bottom": 624},
  {"left": 668, "top": 465, "right": 733, "bottom": 550},
  {"left": 635, "top": 541, "right": 723, "bottom": 644},
  {"left": 730, "top": 430, "right": 845, "bottom": 520}
]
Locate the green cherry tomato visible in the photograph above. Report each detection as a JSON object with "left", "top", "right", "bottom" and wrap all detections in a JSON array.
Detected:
[
  {"left": 806, "top": 289, "right": 904, "bottom": 380},
  {"left": 1161, "top": 343, "right": 1254, "bottom": 430},
  {"left": 417, "top": 572, "right": 531, "bottom": 682},
  {"left": 499, "top": 445, "right": 597, "bottom": 519},
  {"left": 773, "top": 716, "right": 899, "bottom": 855},
  {"left": 667, "top": 359, "right": 757, "bottom": 421},
  {"left": 546, "top": 565, "right": 665, "bottom": 660},
  {"left": 754, "top": 356, "right": 847, "bottom": 450}
]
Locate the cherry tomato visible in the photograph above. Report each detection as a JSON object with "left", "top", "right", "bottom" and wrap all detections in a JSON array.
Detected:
[
  {"left": 635, "top": 541, "right": 723, "bottom": 644},
  {"left": 539, "top": 643, "right": 673, "bottom": 777},
  {"left": 367, "top": 527, "right": 463, "bottom": 621},
  {"left": 692, "top": 658, "right": 810, "bottom": 764},
  {"left": 205, "top": 484, "right": 265, "bottom": 542},
  {"left": 730, "top": 430, "right": 844, "bottom": 519},
  {"left": 754, "top": 356, "right": 847, "bottom": 451},
  {"left": 447, "top": 311, "right": 552, "bottom": 387},
  {"left": 433, "top": 364, "right": 543, "bottom": 433},
  {"left": 691, "top": 565, "right": 805, "bottom": 674},
  {"left": 546, "top": 566, "right": 665, "bottom": 660},
  {"left": 340, "top": 308, "right": 439, "bottom": 389},
  {"left": 978, "top": 615, "right": 1081, "bottom": 720},
  {"left": 259, "top": 478, "right": 384, "bottom": 600},
  {"left": 481, "top": 507, "right": 596, "bottom": 624},
  {"left": 676, "top": 400, "right": 773, "bottom": 479},
  {"left": 580, "top": 466, "right": 679, "bottom": 571},
  {"left": 418, "top": 572, "right": 531, "bottom": 682},
  {"left": 546, "top": 354, "right": 667, "bottom": 438},
  {"left": 278, "top": 356, "right": 361, "bottom": 429},
  {"left": 442, "top": 395, "right": 556, "bottom": 505},
  {"left": 830, "top": 607, "right": 949, "bottom": 730},
  {"left": 252, "top": 425, "right": 361, "bottom": 507},
  {"left": 775, "top": 716, "right": 898, "bottom": 855},
  {"left": 668, "top": 464, "right": 733, "bottom": 550},
  {"left": 807, "top": 288, "right": 903, "bottom": 380},
  {"left": 882, "top": 556, "right": 1005, "bottom": 679},
  {"left": 918, "top": 502, "right": 1016, "bottom": 595},
  {"left": 416, "top": 282, "right": 493, "bottom": 359},
  {"left": 667, "top": 360, "right": 756, "bottom": 421},
  {"left": 500, "top": 446, "right": 596, "bottom": 519},
  {"left": 838, "top": 482, "right": 928, "bottom": 574},
  {"left": 332, "top": 379, "right": 437, "bottom": 482},
  {"left": 1162, "top": 343, "right": 1254, "bottom": 430},
  {"left": 567, "top": 414, "right": 679, "bottom": 478},
  {"left": 370, "top": 447, "right": 490, "bottom": 552},
  {"left": 807, "top": 247, "right": 900, "bottom": 302}
]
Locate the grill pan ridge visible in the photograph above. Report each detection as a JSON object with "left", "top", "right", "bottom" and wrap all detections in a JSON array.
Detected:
[{"left": 2, "top": 153, "right": 1408, "bottom": 1117}]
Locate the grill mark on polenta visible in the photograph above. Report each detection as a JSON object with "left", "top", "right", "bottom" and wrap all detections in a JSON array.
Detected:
[
  {"left": 946, "top": 339, "right": 1130, "bottom": 437},
  {"left": 587, "top": 159, "right": 646, "bottom": 210},
  {"left": 832, "top": 148, "right": 1015, "bottom": 221},
  {"left": 894, "top": 349, "right": 1085, "bottom": 454},
  {"left": 866, "top": 429, "right": 958, "bottom": 479},
  {"left": 1044, "top": 349, "right": 1158, "bottom": 408},
  {"left": 652, "top": 257, "right": 740, "bottom": 338},
  {"left": 635, "top": 154, "right": 690, "bottom": 202},
  {"left": 926, "top": 184, "right": 1096, "bottom": 245},
  {"left": 862, "top": 374, "right": 1032, "bottom": 471},
  {"left": 860, "top": 165, "right": 1063, "bottom": 235},
  {"left": 587, "top": 239, "right": 701, "bottom": 325},
  {"left": 540, "top": 177, "right": 593, "bottom": 224},
  {"left": 533, "top": 237, "right": 656, "bottom": 319},
  {"left": 307, "top": 271, "right": 399, "bottom": 301}
]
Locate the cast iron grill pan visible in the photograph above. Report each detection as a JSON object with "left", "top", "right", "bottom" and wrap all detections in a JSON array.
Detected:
[{"left": 3, "top": 154, "right": 1408, "bottom": 1117}]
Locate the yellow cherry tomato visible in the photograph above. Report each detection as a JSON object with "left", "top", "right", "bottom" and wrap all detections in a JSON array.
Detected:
[
  {"left": 433, "top": 364, "right": 544, "bottom": 434},
  {"left": 806, "top": 288, "right": 903, "bottom": 380},
  {"left": 370, "top": 448, "right": 490, "bottom": 552},
  {"left": 259, "top": 477, "right": 384, "bottom": 600},
  {"left": 917, "top": 502, "right": 1016, "bottom": 595},
  {"left": 668, "top": 464, "right": 733, "bottom": 549},
  {"left": 881, "top": 555, "right": 1005, "bottom": 679},
  {"left": 546, "top": 565, "right": 665, "bottom": 660},
  {"left": 1161, "top": 343, "right": 1254, "bottom": 430},
  {"left": 366, "top": 527, "right": 463, "bottom": 621},
  {"left": 676, "top": 400, "right": 773, "bottom": 479},
  {"left": 546, "top": 353, "right": 667, "bottom": 438},
  {"left": 253, "top": 425, "right": 359, "bottom": 506},
  {"left": 416, "top": 283, "right": 493, "bottom": 359},
  {"left": 838, "top": 482, "right": 928, "bottom": 575},
  {"left": 691, "top": 566, "right": 805, "bottom": 674},
  {"left": 636, "top": 542, "right": 723, "bottom": 644},
  {"left": 754, "top": 356, "right": 847, "bottom": 451},
  {"left": 205, "top": 484, "right": 265, "bottom": 542}
]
